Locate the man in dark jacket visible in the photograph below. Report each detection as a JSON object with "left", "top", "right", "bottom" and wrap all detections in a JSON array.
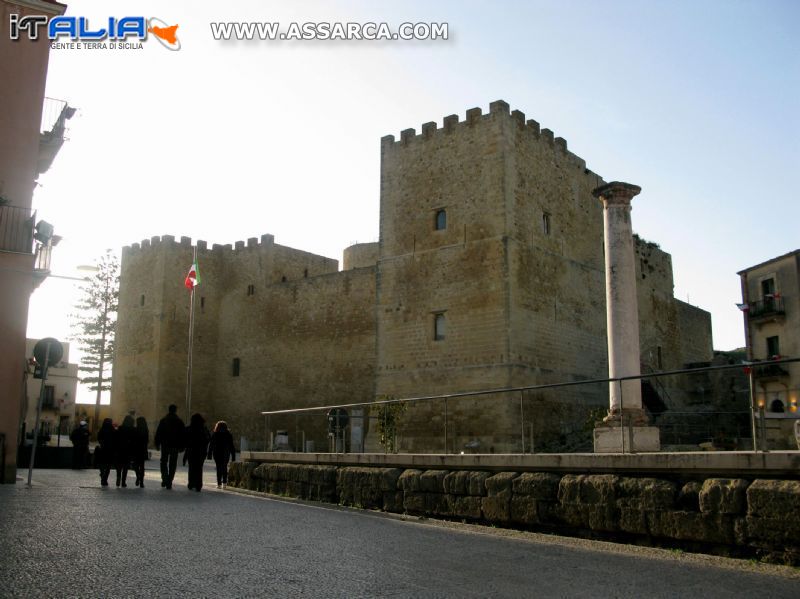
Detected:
[
  {"left": 154, "top": 404, "right": 185, "bottom": 489},
  {"left": 69, "top": 421, "right": 90, "bottom": 469}
]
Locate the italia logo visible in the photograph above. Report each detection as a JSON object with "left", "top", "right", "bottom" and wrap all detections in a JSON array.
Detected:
[{"left": 9, "top": 15, "right": 181, "bottom": 50}]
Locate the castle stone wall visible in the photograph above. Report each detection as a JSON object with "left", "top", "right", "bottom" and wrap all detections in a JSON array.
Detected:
[{"left": 113, "top": 236, "right": 375, "bottom": 448}]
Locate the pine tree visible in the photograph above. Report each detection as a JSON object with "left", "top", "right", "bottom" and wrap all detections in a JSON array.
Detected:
[{"left": 71, "top": 250, "right": 119, "bottom": 432}]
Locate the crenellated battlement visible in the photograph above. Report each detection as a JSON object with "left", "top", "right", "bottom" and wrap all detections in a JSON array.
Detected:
[
  {"left": 123, "top": 233, "right": 276, "bottom": 255},
  {"left": 381, "top": 99, "right": 595, "bottom": 176}
]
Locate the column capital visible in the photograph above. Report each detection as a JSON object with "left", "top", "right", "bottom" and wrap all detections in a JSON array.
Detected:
[{"left": 592, "top": 181, "right": 641, "bottom": 205}]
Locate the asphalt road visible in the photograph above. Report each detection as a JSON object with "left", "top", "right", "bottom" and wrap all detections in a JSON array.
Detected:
[{"left": 0, "top": 465, "right": 797, "bottom": 598}]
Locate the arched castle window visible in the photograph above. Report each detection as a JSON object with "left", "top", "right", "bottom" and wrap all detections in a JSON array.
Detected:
[
  {"left": 542, "top": 212, "right": 551, "bottom": 236},
  {"left": 140, "top": 294, "right": 145, "bottom": 306},
  {"left": 232, "top": 358, "right": 240, "bottom": 377},
  {"left": 247, "top": 284, "right": 255, "bottom": 296},
  {"left": 434, "top": 209, "right": 447, "bottom": 231}
]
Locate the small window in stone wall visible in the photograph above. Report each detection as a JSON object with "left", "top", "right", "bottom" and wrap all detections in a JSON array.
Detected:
[
  {"left": 232, "top": 358, "right": 240, "bottom": 377},
  {"left": 281, "top": 275, "right": 287, "bottom": 283},
  {"left": 304, "top": 268, "right": 308, "bottom": 278},
  {"left": 434, "top": 209, "right": 447, "bottom": 231},
  {"left": 542, "top": 212, "right": 551, "bottom": 235},
  {"left": 247, "top": 284, "right": 255, "bottom": 296},
  {"left": 140, "top": 294, "right": 145, "bottom": 306},
  {"left": 200, "top": 297, "right": 205, "bottom": 313},
  {"left": 434, "top": 312, "right": 446, "bottom": 341}
]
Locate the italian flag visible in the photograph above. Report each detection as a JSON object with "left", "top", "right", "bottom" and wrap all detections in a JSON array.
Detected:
[{"left": 184, "top": 261, "right": 200, "bottom": 290}]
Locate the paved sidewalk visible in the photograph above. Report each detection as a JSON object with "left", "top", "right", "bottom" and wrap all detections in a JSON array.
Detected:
[{"left": 1, "top": 466, "right": 798, "bottom": 598}]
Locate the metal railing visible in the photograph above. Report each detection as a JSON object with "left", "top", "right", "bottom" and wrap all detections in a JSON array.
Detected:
[
  {"left": 257, "top": 357, "right": 799, "bottom": 455},
  {"left": 748, "top": 297, "right": 785, "bottom": 319}
]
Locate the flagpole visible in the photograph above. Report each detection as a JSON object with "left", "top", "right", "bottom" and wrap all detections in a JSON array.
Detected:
[{"left": 186, "top": 246, "right": 197, "bottom": 417}]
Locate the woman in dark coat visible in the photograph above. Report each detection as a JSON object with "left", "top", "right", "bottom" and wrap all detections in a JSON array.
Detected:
[
  {"left": 133, "top": 417, "right": 149, "bottom": 488},
  {"left": 183, "top": 413, "right": 210, "bottom": 492},
  {"left": 115, "top": 415, "right": 136, "bottom": 487},
  {"left": 207, "top": 421, "right": 236, "bottom": 488},
  {"left": 96, "top": 418, "right": 116, "bottom": 487}
]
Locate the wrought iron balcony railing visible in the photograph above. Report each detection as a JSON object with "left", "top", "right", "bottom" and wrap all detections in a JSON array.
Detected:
[{"left": 748, "top": 296, "right": 785, "bottom": 319}]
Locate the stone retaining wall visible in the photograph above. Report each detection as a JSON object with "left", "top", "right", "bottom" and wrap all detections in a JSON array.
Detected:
[{"left": 227, "top": 462, "right": 800, "bottom": 565}]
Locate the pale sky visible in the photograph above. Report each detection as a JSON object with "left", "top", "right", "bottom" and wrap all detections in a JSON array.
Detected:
[{"left": 26, "top": 0, "right": 800, "bottom": 404}]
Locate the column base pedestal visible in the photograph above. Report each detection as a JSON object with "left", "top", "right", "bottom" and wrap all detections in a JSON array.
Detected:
[{"left": 593, "top": 425, "right": 660, "bottom": 453}]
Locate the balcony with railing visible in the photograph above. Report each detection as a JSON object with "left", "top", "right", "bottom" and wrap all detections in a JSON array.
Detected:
[
  {"left": 748, "top": 296, "right": 785, "bottom": 322},
  {"left": 0, "top": 203, "right": 35, "bottom": 254},
  {"left": 38, "top": 97, "right": 76, "bottom": 176}
]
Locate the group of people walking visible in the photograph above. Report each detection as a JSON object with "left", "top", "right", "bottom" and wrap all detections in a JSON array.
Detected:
[
  {"left": 95, "top": 415, "right": 149, "bottom": 487},
  {"left": 95, "top": 404, "right": 236, "bottom": 492}
]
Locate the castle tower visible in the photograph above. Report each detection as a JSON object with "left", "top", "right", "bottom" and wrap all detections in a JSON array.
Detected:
[{"left": 376, "top": 101, "right": 611, "bottom": 452}]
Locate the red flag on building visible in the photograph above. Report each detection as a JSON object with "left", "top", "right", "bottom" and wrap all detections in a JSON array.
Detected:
[{"left": 184, "top": 261, "right": 200, "bottom": 290}]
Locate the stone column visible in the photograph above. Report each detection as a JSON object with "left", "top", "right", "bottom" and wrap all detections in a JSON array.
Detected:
[{"left": 592, "top": 182, "right": 659, "bottom": 452}]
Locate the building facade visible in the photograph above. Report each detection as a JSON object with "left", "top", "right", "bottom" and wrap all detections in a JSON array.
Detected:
[
  {"left": 738, "top": 250, "right": 800, "bottom": 448},
  {"left": 22, "top": 338, "right": 78, "bottom": 444},
  {"left": 0, "top": 0, "right": 68, "bottom": 482},
  {"left": 112, "top": 101, "right": 713, "bottom": 453}
]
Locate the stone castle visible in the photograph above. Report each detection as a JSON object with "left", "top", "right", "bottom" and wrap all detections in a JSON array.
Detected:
[{"left": 112, "top": 100, "right": 713, "bottom": 452}]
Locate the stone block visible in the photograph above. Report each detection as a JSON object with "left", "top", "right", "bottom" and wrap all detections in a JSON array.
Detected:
[
  {"left": 648, "top": 512, "right": 735, "bottom": 544},
  {"left": 420, "top": 470, "right": 448, "bottom": 493},
  {"left": 744, "top": 516, "right": 800, "bottom": 546},
  {"left": 443, "top": 470, "right": 470, "bottom": 495},
  {"left": 557, "top": 503, "right": 587, "bottom": 528},
  {"left": 619, "top": 507, "right": 648, "bottom": 535},
  {"left": 587, "top": 505, "right": 618, "bottom": 532},
  {"left": 398, "top": 469, "right": 423, "bottom": 492},
  {"left": 383, "top": 491, "right": 404, "bottom": 513},
  {"left": 266, "top": 464, "right": 282, "bottom": 481},
  {"left": 581, "top": 475, "right": 619, "bottom": 504},
  {"left": 286, "top": 481, "right": 307, "bottom": 498},
  {"left": 307, "top": 466, "right": 337, "bottom": 487},
  {"left": 427, "top": 493, "right": 451, "bottom": 516},
  {"left": 510, "top": 496, "right": 538, "bottom": 525},
  {"left": 677, "top": 481, "right": 702, "bottom": 511},
  {"left": 287, "top": 464, "right": 310, "bottom": 483},
  {"left": 512, "top": 472, "right": 561, "bottom": 500},
  {"left": 485, "top": 472, "right": 518, "bottom": 496},
  {"left": 557, "top": 475, "right": 583, "bottom": 504},
  {"left": 699, "top": 479, "right": 749, "bottom": 515},
  {"left": 617, "top": 477, "right": 676, "bottom": 510},
  {"left": 449, "top": 495, "right": 482, "bottom": 520},
  {"left": 250, "top": 464, "right": 272, "bottom": 480},
  {"left": 227, "top": 462, "right": 242, "bottom": 487},
  {"left": 537, "top": 501, "right": 560, "bottom": 525},
  {"left": 376, "top": 468, "right": 403, "bottom": 492},
  {"left": 468, "top": 471, "right": 491, "bottom": 496},
  {"left": 746, "top": 479, "right": 800, "bottom": 519},
  {"left": 482, "top": 496, "right": 511, "bottom": 523},
  {"left": 404, "top": 492, "right": 427, "bottom": 515},
  {"left": 307, "top": 483, "right": 337, "bottom": 503}
]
